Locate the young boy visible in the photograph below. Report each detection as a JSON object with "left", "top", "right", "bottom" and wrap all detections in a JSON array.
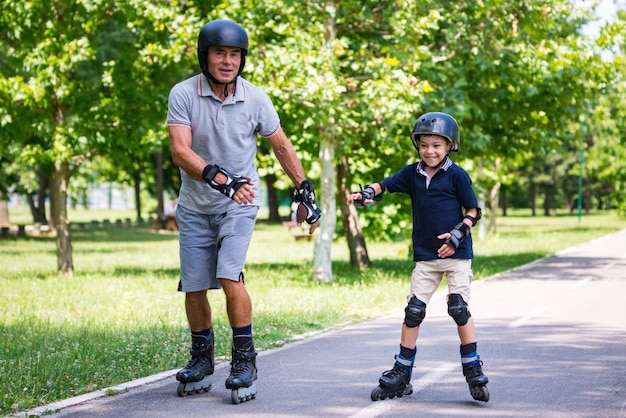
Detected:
[{"left": 348, "top": 111, "right": 489, "bottom": 402}]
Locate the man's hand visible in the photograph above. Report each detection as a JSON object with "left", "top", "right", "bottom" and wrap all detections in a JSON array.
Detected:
[
  {"left": 202, "top": 164, "right": 255, "bottom": 204},
  {"left": 294, "top": 179, "right": 321, "bottom": 234}
]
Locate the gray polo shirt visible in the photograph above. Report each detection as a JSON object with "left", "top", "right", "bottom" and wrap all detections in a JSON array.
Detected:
[{"left": 167, "top": 75, "right": 280, "bottom": 215}]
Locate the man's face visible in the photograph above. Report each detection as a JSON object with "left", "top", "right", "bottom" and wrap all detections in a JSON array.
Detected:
[{"left": 206, "top": 45, "right": 242, "bottom": 83}]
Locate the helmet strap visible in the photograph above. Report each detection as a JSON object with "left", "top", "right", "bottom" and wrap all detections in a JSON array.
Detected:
[{"left": 204, "top": 71, "right": 237, "bottom": 98}]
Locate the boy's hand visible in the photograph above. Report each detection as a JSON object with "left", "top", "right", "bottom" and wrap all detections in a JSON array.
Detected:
[
  {"left": 436, "top": 235, "right": 457, "bottom": 258},
  {"left": 437, "top": 221, "right": 471, "bottom": 258},
  {"left": 348, "top": 184, "right": 379, "bottom": 207}
]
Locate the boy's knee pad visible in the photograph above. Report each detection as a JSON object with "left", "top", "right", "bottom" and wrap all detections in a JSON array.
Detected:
[
  {"left": 404, "top": 297, "right": 427, "bottom": 328},
  {"left": 447, "top": 293, "right": 471, "bottom": 325}
]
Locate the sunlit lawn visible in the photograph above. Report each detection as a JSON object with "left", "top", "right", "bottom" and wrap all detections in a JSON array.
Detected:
[{"left": 1, "top": 208, "right": 625, "bottom": 415}]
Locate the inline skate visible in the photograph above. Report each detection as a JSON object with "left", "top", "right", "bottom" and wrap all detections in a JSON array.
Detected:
[
  {"left": 371, "top": 353, "right": 414, "bottom": 401},
  {"left": 176, "top": 331, "right": 214, "bottom": 397},
  {"left": 462, "top": 349, "right": 489, "bottom": 402},
  {"left": 225, "top": 336, "right": 258, "bottom": 404}
]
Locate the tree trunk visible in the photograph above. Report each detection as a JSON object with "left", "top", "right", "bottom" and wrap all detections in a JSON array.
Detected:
[
  {"left": 529, "top": 181, "right": 536, "bottom": 216},
  {"left": 27, "top": 168, "right": 49, "bottom": 224},
  {"left": 156, "top": 149, "right": 164, "bottom": 215},
  {"left": 544, "top": 185, "right": 556, "bottom": 216},
  {"left": 50, "top": 160, "right": 73, "bottom": 276},
  {"left": 313, "top": 138, "right": 336, "bottom": 282},
  {"left": 563, "top": 190, "right": 572, "bottom": 212},
  {"left": 488, "top": 181, "right": 500, "bottom": 235},
  {"left": 0, "top": 192, "right": 9, "bottom": 227},
  {"left": 487, "top": 158, "right": 501, "bottom": 235},
  {"left": 133, "top": 171, "right": 142, "bottom": 221},
  {"left": 337, "top": 156, "right": 370, "bottom": 269},
  {"left": 264, "top": 173, "right": 281, "bottom": 223},
  {"left": 476, "top": 159, "right": 486, "bottom": 239},
  {"left": 312, "top": 2, "right": 337, "bottom": 283}
]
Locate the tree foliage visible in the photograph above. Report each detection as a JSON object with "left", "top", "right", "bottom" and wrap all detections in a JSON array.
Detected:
[{"left": 0, "top": 0, "right": 624, "bottom": 277}]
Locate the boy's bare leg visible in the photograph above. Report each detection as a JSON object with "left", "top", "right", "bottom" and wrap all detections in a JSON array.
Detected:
[{"left": 457, "top": 316, "right": 477, "bottom": 344}]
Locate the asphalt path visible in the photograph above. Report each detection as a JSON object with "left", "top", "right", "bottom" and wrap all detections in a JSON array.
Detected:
[{"left": 21, "top": 229, "right": 626, "bottom": 418}]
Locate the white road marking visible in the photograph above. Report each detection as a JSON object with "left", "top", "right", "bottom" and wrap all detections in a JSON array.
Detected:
[
  {"left": 508, "top": 305, "right": 550, "bottom": 328},
  {"left": 603, "top": 261, "right": 616, "bottom": 270},
  {"left": 349, "top": 362, "right": 457, "bottom": 418},
  {"left": 569, "top": 277, "right": 592, "bottom": 290}
]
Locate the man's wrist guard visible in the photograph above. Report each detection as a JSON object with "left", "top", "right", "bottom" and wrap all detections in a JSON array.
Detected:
[
  {"left": 354, "top": 184, "right": 382, "bottom": 207},
  {"left": 444, "top": 222, "right": 471, "bottom": 249},
  {"left": 202, "top": 164, "right": 249, "bottom": 199},
  {"left": 463, "top": 207, "right": 482, "bottom": 226},
  {"left": 294, "top": 179, "right": 321, "bottom": 224}
]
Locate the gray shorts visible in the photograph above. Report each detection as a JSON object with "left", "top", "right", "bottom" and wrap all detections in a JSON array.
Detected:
[{"left": 176, "top": 204, "right": 258, "bottom": 292}]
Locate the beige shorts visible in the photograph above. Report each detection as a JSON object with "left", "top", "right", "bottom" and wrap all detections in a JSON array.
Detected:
[{"left": 409, "top": 259, "right": 473, "bottom": 304}]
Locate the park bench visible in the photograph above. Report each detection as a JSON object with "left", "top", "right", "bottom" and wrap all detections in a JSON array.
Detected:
[
  {"left": 282, "top": 220, "right": 313, "bottom": 241},
  {"left": 152, "top": 212, "right": 178, "bottom": 232}
]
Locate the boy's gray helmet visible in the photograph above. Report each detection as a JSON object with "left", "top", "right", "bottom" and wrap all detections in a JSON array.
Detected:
[
  {"left": 197, "top": 20, "right": 248, "bottom": 81},
  {"left": 411, "top": 112, "right": 460, "bottom": 152}
]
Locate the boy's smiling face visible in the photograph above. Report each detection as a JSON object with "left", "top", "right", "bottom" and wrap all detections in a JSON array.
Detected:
[{"left": 417, "top": 134, "right": 452, "bottom": 168}]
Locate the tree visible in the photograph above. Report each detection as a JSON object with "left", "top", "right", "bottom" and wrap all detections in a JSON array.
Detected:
[{"left": 0, "top": 0, "right": 200, "bottom": 274}]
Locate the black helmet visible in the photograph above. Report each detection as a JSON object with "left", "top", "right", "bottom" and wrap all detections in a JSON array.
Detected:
[
  {"left": 411, "top": 112, "right": 460, "bottom": 152},
  {"left": 197, "top": 20, "right": 248, "bottom": 82}
]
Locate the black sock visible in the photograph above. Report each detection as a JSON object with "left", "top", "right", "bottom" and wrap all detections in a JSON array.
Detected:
[
  {"left": 192, "top": 327, "right": 212, "bottom": 340},
  {"left": 461, "top": 342, "right": 477, "bottom": 355},
  {"left": 400, "top": 345, "right": 417, "bottom": 359},
  {"left": 232, "top": 324, "right": 252, "bottom": 337}
]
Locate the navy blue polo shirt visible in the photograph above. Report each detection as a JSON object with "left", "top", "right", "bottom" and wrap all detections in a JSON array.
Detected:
[{"left": 380, "top": 158, "right": 478, "bottom": 262}]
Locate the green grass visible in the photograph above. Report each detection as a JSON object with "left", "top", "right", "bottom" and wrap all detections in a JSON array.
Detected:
[{"left": 1, "top": 209, "right": 625, "bottom": 416}]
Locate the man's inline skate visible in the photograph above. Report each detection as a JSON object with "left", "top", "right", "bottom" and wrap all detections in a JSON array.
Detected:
[
  {"left": 225, "top": 336, "right": 258, "bottom": 404},
  {"left": 370, "top": 353, "right": 414, "bottom": 401},
  {"left": 461, "top": 347, "right": 489, "bottom": 402},
  {"left": 176, "top": 330, "right": 214, "bottom": 397}
]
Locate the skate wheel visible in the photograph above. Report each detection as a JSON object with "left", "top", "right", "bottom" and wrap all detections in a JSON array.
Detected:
[
  {"left": 231, "top": 389, "right": 241, "bottom": 405},
  {"left": 202, "top": 386, "right": 211, "bottom": 393},
  {"left": 470, "top": 385, "right": 490, "bottom": 402},
  {"left": 177, "top": 382, "right": 188, "bottom": 397},
  {"left": 404, "top": 383, "right": 413, "bottom": 396},
  {"left": 371, "top": 386, "right": 383, "bottom": 402}
]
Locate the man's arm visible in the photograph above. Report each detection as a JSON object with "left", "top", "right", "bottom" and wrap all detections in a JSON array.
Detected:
[
  {"left": 264, "top": 126, "right": 306, "bottom": 187},
  {"left": 168, "top": 124, "right": 255, "bottom": 204},
  {"left": 168, "top": 125, "right": 207, "bottom": 181},
  {"left": 265, "top": 126, "right": 319, "bottom": 233}
]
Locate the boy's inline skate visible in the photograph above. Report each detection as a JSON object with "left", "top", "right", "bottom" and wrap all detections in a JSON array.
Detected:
[
  {"left": 176, "top": 331, "right": 214, "bottom": 397},
  {"left": 462, "top": 347, "right": 489, "bottom": 402},
  {"left": 370, "top": 353, "right": 414, "bottom": 401},
  {"left": 225, "top": 336, "right": 258, "bottom": 404}
]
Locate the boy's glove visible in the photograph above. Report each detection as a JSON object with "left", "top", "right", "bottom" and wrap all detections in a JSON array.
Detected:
[
  {"left": 202, "top": 164, "right": 250, "bottom": 199},
  {"left": 443, "top": 222, "right": 471, "bottom": 249},
  {"left": 353, "top": 184, "right": 382, "bottom": 207},
  {"left": 294, "top": 179, "right": 321, "bottom": 224}
]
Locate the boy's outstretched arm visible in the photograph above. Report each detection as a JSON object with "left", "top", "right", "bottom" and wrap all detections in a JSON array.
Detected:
[{"left": 347, "top": 183, "right": 384, "bottom": 206}]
